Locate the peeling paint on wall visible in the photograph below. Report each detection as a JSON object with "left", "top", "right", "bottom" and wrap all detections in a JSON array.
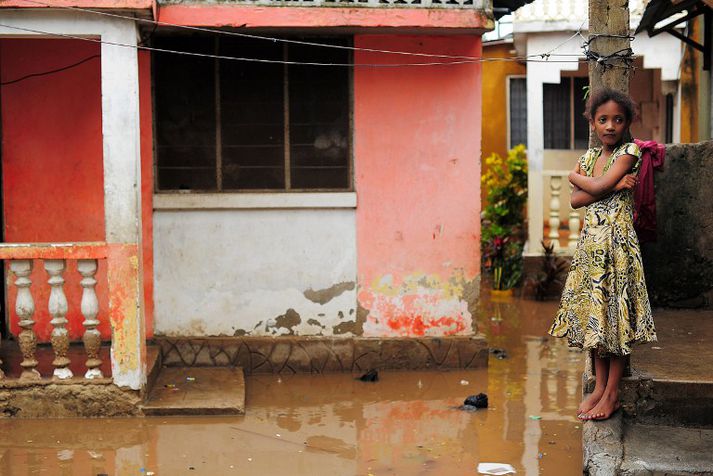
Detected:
[
  {"left": 303, "top": 282, "right": 355, "bottom": 305},
  {"left": 153, "top": 209, "right": 358, "bottom": 338},
  {"left": 358, "top": 272, "right": 477, "bottom": 337}
]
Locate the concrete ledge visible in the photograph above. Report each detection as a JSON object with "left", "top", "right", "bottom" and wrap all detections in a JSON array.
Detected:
[
  {"left": 582, "top": 408, "right": 624, "bottom": 475},
  {"left": 0, "top": 383, "right": 142, "bottom": 418},
  {"left": 154, "top": 335, "right": 489, "bottom": 374}
]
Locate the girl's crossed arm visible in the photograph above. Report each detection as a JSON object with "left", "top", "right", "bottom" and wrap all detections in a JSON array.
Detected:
[{"left": 569, "top": 155, "right": 637, "bottom": 209}]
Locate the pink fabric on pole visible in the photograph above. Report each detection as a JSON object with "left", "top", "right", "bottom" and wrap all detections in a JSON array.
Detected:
[{"left": 633, "top": 139, "right": 666, "bottom": 243}]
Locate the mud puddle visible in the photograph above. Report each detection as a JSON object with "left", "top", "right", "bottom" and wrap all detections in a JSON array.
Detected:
[{"left": 0, "top": 296, "right": 584, "bottom": 475}]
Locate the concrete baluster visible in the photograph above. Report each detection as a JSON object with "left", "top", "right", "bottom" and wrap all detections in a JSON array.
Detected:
[
  {"left": 548, "top": 176, "right": 562, "bottom": 250},
  {"left": 12, "top": 260, "right": 40, "bottom": 380},
  {"left": 568, "top": 209, "right": 581, "bottom": 250},
  {"left": 45, "top": 259, "right": 73, "bottom": 379},
  {"left": 78, "top": 259, "right": 103, "bottom": 379}
]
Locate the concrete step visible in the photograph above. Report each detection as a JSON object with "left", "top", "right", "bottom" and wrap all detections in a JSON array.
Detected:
[
  {"left": 621, "top": 378, "right": 713, "bottom": 428},
  {"left": 141, "top": 367, "right": 245, "bottom": 416},
  {"left": 620, "top": 423, "right": 713, "bottom": 475}
]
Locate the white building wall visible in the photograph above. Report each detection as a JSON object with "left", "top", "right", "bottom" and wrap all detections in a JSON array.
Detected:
[
  {"left": 153, "top": 202, "right": 358, "bottom": 337},
  {"left": 514, "top": 27, "right": 683, "bottom": 254}
]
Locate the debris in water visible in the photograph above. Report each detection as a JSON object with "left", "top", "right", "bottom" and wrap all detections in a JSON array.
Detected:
[
  {"left": 477, "top": 462, "right": 516, "bottom": 474},
  {"left": 186, "top": 377, "right": 196, "bottom": 382},
  {"left": 460, "top": 379, "right": 470, "bottom": 385},
  {"left": 529, "top": 415, "right": 542, "bottom": 420},
  {"left": 57, "top": 450, "right": 74, "bottom": 461},
  {"left": 489, "top": 348, "right": 509, "bottom": 359},
  {"left": 417, "top": 379, "right": 423, "bottom": 389},
  {"left": 357, "top": 369, "right": 379, "bottom": 382},
  {"left": 463, "top": 393, "right": 488, "bottom": 409},
  {"left": 87, "top": 451, "right": 103, "bottom": 460}
]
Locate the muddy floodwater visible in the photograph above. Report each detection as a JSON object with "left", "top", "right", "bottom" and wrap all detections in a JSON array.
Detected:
[{"left": 0, "top": 297, "right": 584, "bottom": 475}]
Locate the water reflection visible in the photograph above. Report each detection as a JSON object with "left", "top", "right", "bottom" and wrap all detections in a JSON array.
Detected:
[{"left": 0, "top": 296, "right": 584, "bottom": 475}]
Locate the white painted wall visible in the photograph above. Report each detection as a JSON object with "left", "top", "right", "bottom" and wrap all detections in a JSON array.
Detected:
[
  {"left": 153, "top": 206, "right": 358, "bottom": 337},
  {"left": 515, "top": 29, "right": 683, "bottom": 255}
]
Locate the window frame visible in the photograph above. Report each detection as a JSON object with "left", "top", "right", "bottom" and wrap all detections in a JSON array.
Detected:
[
  {"left": 506, "top": 74, "right": 527, "bottom": 150},
  {"left": 151, "top": 34, "right": 355, "bottom": 195},
  {"left": 542, "top": 76, "right": 589, "bottom": 151}
]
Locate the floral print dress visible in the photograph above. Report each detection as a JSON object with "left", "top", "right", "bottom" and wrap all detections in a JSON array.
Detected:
[{"left": 549, "top": 142, "right": 657, "bottom": 356}]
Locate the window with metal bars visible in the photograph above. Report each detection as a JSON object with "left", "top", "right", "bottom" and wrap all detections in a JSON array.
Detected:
[
  {"left": 542, "top": 77, "right": 589, "bottom": 149},
  {"left": 153, "top": 35, "right": 352, "bottom": 192}
]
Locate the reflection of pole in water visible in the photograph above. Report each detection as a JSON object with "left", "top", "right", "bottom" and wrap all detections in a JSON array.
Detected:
[{"left": 521, "top": 339, "right": 542, "bottom": 475}]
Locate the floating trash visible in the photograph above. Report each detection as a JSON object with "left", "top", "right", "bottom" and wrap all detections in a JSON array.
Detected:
[
  {"left": 357, "top": 369, "right": 379, "bottom": 382},
  {"left": 477, "top": 462, "right": 516, "bottom": 474},
  {"left": 461, "top": 393, "right": 488, "bottom": 410}
]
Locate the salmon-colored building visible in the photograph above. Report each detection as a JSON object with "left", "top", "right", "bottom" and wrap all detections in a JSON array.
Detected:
[{"left": 0, "top": 0, "right": 523, "bottom": 402}]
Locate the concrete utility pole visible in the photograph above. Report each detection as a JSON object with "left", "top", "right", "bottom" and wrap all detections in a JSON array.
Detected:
[
  {"left": 588, "top": 0, "right": 633, "bottom": 147},
  {"left": 586, "top": 0, "right": 633, "bottom": 376}
]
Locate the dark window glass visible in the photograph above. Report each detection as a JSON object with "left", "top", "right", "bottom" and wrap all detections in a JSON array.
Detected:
[
  {"left": 509, "top": 77, "right": 528, "bottom": 148},
  {"left": 543, "top": 81, "right": 570, "bottom": 149},
  {"left": 154, "top": 36, "right": 351, "bottom": 191},
  {"left": 288, "top": 41, "right": 350, "bottom": 189},
  {"left": 573, "top": 77, "right": 590, "bottom": 149},
  {"left": 665, "top": 93, "right": 674, "bottom": 143},
  {"left": 220, "top": 38, "right": 285, "bottom": 190},
  {"left": 154, "top": 36, "right": 216, "bottom": 190}
]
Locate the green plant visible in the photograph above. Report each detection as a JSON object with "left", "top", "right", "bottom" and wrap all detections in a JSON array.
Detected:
[
  {"left": 529, "top": 240, "right": 569, "bottom": 300},
  {"left": 481, "top": 145, "right": 528, "bottom": 290}
]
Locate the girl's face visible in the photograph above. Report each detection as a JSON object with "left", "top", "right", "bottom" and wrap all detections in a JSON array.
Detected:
[{"left": 591, "top": 100, "right": 630, "bottom": 149}]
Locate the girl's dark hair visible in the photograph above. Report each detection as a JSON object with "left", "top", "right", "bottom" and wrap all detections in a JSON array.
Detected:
[{"left": 584, "top": 88, "right": 637, "bottom": 123}]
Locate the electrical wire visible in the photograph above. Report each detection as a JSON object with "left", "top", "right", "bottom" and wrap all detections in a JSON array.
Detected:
[
  {"left": 0, "top": 22, "right": 588, "bottom": 71},
  {"left": 0, "top": 54, "right": 99, "bottom": 86},
  {"left": 16, "top": 0, "right": 586, "bottom": 62}
]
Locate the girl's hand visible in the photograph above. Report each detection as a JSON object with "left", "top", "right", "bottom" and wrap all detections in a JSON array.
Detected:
[{"left": 614, "top": 174, "right": 637, "bottom": 192}]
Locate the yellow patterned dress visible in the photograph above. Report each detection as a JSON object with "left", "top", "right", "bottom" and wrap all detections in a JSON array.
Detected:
[{"left": 549, "top": 142, "right": 657, "bottom": 356}]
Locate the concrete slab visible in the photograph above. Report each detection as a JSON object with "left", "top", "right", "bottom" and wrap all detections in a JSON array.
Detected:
[
  {"left": 633, "top": 309, "right": 713, "bottom": 383},
  {"left": 620, "top": 423, "right": 713, "bottom": 475},
  {"left": 141, "top": 367, "right": 245, "bottom": 416}
]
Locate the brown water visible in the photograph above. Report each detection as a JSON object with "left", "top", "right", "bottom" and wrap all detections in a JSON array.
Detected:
[{"left": 0, "top": 297, "right": 585, "bottom": 475}]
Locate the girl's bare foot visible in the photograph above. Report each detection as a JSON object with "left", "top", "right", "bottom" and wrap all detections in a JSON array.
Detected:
[
  {"left": 583, "top": 392, "right": 620, "bottom": 421},
  {"left": 577, "top": 389, "right": 604, "bottom": 419}
]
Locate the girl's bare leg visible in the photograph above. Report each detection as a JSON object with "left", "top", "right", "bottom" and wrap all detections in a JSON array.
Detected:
[
  {"left": 585, "top": 355, "right": 625, "bottom": 420},
  {"left": 578, "top": 351, "right": 608, "bottom": 418}
]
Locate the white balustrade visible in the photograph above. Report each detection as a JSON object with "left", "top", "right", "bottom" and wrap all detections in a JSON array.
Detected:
[
  {"left": 548, "top": 176, "right": 562, "bottom": 251},
  {"left": 45, "top": 259, "right": 73, "bottom": 379},
  {"left": 542, "top": 170, "right": 583, "bottom": 254},
  {"left": 78, "top": 259, "right": 103, "bottom": 379},
  {"left": 11, "top": 260, "right": 40, "bottom": 380},
  {"left": 568, "top": 200, "right": 581, "bottom": 249},
  {"left": 0, "top": 243, "right": 110, "bottom": 383}
]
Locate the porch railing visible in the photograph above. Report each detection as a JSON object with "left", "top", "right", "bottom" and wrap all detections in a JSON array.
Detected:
[
  {"left": 543, "top": 170, "right": 582, "bottom": 253},
  {"left": 0, "top": 242, "right": 107, "bottom": 382}
]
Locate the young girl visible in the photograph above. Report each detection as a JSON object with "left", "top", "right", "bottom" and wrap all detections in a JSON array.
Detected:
[{"left": 548, "top": 88, "right": 657, "bottom": 421}]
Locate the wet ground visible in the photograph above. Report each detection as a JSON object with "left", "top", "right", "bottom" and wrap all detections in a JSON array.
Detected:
[{"left": 0, "top": 295, "right": 586, "bottom": 475}]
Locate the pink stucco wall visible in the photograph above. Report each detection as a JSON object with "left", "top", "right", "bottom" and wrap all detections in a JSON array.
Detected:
[
  {"left": 158, "top": 5, "right": 491, "bottom": 30},
  {"left": 354, "top": 35, "right": 482, "bottom": 337}
]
